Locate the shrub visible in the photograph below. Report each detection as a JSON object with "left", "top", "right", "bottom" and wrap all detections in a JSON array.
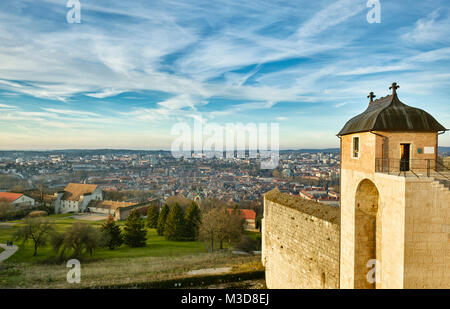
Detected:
[
  {"left": 233, "top": 235, "right": 258, "bottom": 253},
  {"left": 27, "top": 210, "right": 48, "bottom": 218},
  {"left": 0, "top": 202, "right": 28, "bottom": 221},
  {"left": 51, "top": 222, "right": 102, "bottom": 260}
]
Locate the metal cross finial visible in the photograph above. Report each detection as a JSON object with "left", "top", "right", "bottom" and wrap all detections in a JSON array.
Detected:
[
  {"left": 368, "top": 92, "right": 376, "bottom": 102},
  {"left": 389, "top": 82, "right": 400, "bottom": 95}
]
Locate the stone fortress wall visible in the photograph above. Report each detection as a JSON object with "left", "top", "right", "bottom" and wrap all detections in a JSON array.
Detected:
[{"left": 262, "top": 188, "right": 340, "bottom": 289}]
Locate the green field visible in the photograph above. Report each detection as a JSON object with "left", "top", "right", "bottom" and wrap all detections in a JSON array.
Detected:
[
  {"left": 0, "top": 214, "right": 263, "bottom": 288},
  {"left": 0, "top": 214, "right": 207, "bottom": 263}
]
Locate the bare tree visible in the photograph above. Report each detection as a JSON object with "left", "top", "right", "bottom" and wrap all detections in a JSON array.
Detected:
[
  {"left": 199, "top": 208, "right": 244, "bottom": 251},
  {"left": 14, "top": 217, "right": 54, "bottom": 256},
  {"left": 199, "top": 197, "right": 228, "bottom": 213},
  {"left": 36, "top": 176, "right": 47, "bottom": 203}
]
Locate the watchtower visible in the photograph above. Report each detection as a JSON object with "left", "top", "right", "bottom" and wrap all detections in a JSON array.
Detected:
[{"left": 337, "top": 83, "right": 449, "bottom": 289}]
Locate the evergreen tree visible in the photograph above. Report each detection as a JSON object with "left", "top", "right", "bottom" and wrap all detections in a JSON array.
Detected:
[
  {"left": 123, "top": 210, "right": 147, "bottom": 247},
  {"left": 100, "top": 215, "right": 123, "bottom": 250},
  {"left": 157, "top": 204, "right": 170, "bottom": 236},
  {"left": 255, "top": 216, "right": 262, "bottom": 233},
  {"left": 164, "top": 203, "right": 185, "bottom": 241},
  {"left": 146, "top": 204, "right": 160, "bottom": 229},
  {"left": 183, "top": 202, "right": 202, "bottom": 240}
]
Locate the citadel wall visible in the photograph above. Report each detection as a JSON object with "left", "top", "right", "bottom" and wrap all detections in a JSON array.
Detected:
[{"left": 262, "top": 188, "right": 340, "bottom": 289}]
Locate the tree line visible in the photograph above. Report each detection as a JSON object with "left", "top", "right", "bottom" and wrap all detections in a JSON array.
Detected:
[{"left": 13, "top": 199, "right": 257, "bottom": 260}]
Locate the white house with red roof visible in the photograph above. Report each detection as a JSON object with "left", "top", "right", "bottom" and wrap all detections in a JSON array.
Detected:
[{"left": 0, "top": 192, "right": 35, "bottom": 207}]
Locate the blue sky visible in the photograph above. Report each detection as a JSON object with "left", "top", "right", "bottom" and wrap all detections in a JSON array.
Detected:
[{"left": 0, "top": 0, "right": 449, "bottom": 150}]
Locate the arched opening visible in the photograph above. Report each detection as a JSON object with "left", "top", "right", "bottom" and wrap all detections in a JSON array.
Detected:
[{"left": 354, "top": 179, "right": 380, "bottom": 289}]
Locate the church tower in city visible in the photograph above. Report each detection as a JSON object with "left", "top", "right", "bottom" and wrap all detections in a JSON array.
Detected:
[{"left": 337, "top": 83, "right": 449, "bottom": 288}]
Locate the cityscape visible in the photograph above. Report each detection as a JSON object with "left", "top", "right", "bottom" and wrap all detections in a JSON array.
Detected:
[
  {"left": 0, "top": 149, "right": 341, "bottom": 208},
  {"left": 0, "top": 0, "right": 449, "bottom": 296}
]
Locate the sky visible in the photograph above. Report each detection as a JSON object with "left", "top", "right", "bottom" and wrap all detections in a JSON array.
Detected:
[{"left": 0, "top": 0, "right": 449, "bottom": 150}]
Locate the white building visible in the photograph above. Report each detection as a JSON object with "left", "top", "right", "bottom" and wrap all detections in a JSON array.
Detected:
[
  {"left": 0, "top": 192, "right": 35, "bottom": 207},
  {"left": 54, "top": 183, "right": 102, "bottom": 213}
]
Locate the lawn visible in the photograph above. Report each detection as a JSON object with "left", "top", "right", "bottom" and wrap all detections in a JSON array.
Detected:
[
  {"left": 245, "top": 230, "right": 262, "bottom": 240},
  {"left": 0, "top": 214, "right": 264, "bottom": 289},
  {"left": 0, "top": 214, "right": 208, "bottom": 263}
]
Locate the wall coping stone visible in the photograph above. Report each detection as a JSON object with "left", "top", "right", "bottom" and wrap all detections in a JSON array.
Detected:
[{"left": 264, "top": 188, "right": 340, "bottom": 225}]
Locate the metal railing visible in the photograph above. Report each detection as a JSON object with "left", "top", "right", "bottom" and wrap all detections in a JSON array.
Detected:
[{"left": 375, "top": 157, "right": 450, "bottom": 179}]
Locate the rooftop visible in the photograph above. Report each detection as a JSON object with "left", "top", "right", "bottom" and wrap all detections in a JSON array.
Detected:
[
  {"left": 63, "top": 183, "right": 98, "bottom": 201},
  {"left": 88, "top": 200, "right": 137, "bottom": 211},
  {"left": 0, "top": 192, "right": 23, "bottom": 203},
  {"left": 226, "top": 208, "right": 256, "bottom": 220},
  {"left": 338, "top": 83, "right": 447, "bottom": 136}
]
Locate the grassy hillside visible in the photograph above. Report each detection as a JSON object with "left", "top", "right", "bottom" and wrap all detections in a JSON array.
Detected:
[
  {"left": 0, "top": 252, "right": 263, "bottom": 288},
  {"left": 0, "top": 214, "right": 207, "bottom": 263},
  {"left": 0, "top": 214, "right": 263, "bottom": 289}
]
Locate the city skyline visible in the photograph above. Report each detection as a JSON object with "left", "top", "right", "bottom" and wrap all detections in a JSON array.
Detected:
[{"left": 0, "top": 0, "right": 449, "bottom": 150}]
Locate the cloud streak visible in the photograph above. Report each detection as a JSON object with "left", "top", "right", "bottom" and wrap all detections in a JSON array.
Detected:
[{"left": 0, "top": 0, "right": 449, "bottom": 149}]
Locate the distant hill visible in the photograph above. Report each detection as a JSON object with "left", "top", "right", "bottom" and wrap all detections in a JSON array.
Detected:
[
  {"left": 0, "top": 146, "right": 447, "bottom": 155},
  {"left": 0, "top": 149, "right": 171, "bottom": 156},
  {"left": 281, "top": 148, "right": 340, "bottom": 153},
  {"left": 439, "top": 146, "right": 450, "bottom": 153},
  {"left": 284, "top": 147, "right": 449, "bottom": 154}
]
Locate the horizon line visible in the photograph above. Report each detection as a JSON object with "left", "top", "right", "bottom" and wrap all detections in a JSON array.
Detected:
[{"left": 1, "top": 146, "right": 449, "bottom": 152}]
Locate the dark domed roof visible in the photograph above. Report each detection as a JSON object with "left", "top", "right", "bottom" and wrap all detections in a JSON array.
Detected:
[{"left": 337, "top": 93, "right": 447, "bottom": 136}]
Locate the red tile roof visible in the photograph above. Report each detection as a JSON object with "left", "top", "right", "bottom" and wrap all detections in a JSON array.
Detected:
[
  {"left": 227, "top": 208, "right": 256, "bottom": 220},
  {"left": 0, "top": 192, "right": 23, "bottom": 203}
]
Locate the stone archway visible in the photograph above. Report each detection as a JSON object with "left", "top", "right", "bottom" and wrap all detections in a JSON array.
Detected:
[{"left": 354, "top": 179, "right": 380, "bottom": 289}]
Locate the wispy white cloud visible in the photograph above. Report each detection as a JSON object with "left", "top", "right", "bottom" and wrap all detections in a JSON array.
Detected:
[
  {"left": 209, "top": 101, "right": 278, "bottom": 118},
  {"left": 296, "top": 0, "right": 366, "bottom": 39},
  {"left": 85, "top": 89, "right": 126, "bottom": 99},
  {"left": 407, "top": 47, "right": 450, "bottom": 63},
  {"left": 0, "top": 103, "right": 16, "bottom": 109},
  {"left": 276, "top": 116, "right": 288, "bottom": 121},
  {"left": 40, "top": 108, "right": 100, "bottom": 117},
  {"left": 0, "top": 1, "right": 449, "bottom": 148},
  {"left": 402, "top": 10, "right": 450, "bottom": 44}
]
